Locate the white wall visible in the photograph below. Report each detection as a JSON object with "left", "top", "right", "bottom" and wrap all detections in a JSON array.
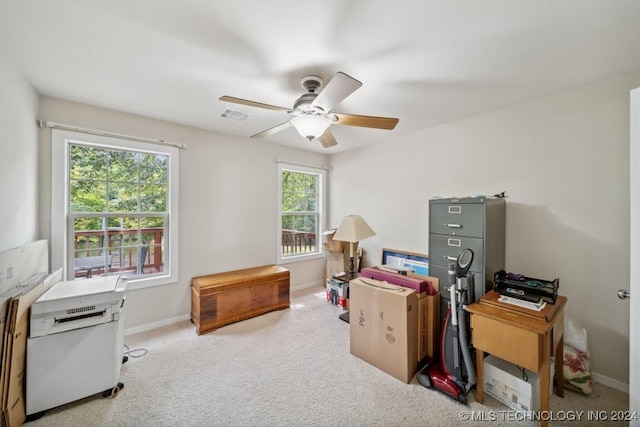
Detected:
[
  {"left": 329, "top": 71, "right": 640, "bottom": 386},
  {"left": 0, "top": 48, "right": 39, "bottom": 252},
  {"left": 38, "top": 97, "right": 328, "bottom": 331}
]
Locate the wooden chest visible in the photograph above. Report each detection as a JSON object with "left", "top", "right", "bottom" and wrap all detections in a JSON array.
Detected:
[{"left": 191, "top": 265, "right": 290, "bottom": 335}]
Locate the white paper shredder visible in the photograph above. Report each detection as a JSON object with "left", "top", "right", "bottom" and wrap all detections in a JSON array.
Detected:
[{"left": 26, "top": 275, "right": 127, "bottom": 415}]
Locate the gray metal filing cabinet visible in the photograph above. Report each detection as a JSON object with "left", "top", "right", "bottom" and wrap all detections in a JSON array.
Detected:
[{"left": 429, "top": 197, "right": 505, "bottom": 322}]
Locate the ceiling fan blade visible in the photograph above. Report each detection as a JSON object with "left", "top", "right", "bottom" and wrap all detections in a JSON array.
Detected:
[
  {"left": 251, "top": 121, "right": 292, "bottom": 138},
  {"left": 311, "top": 72, "right": 362, "bottom": 113},
  {"left": 219, "top": 96, "right": 290, "bottom": 112},
  {"left": 332, "top": 113, "right": 399, "bottom": 130},
  {"left": 318, "top": 129, "right": 338, "bottom": 148}
]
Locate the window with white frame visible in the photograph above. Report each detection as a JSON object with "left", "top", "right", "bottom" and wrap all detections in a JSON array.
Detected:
[
  {"left": 277, "top": 163, "right": 326, "bottom": 263},
  {"left": 51, "top": 129, "right": 179, "bottom": 288}
]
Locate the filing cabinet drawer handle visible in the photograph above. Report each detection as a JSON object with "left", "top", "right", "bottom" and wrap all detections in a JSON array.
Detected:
[{"left": 445, "top": 223, "right": 461, "bottom": 228}]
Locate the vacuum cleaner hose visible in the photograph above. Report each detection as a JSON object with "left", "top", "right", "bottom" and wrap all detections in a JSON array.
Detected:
[{"left": 458, "top": 303, "right": 476, "bottom": 388}]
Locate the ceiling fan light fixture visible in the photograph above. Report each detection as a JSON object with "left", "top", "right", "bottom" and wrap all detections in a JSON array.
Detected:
[
  {"left": 221, "top": 71, "right": 398, "bottom": 148},
  {"left": 291, "top": 115, "right": 331, "bottom": 141}
]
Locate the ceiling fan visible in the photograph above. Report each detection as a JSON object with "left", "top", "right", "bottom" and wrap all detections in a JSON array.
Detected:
[{"left": 219, "top": 72, "right": 399, "bottom": 148}]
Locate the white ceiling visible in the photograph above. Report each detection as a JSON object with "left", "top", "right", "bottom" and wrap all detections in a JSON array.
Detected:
[{"left": 2, "top": 1, "right": 640, "bottom": 154}]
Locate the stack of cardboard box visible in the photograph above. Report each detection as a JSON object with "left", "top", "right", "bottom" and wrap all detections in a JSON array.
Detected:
[{"left": 0, "top": 241, "right": 58, "bottom": 427}]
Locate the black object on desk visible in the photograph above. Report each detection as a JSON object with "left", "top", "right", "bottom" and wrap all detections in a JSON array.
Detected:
[{"left": 493, "top": 270, "right": 559, "bottom": 304}]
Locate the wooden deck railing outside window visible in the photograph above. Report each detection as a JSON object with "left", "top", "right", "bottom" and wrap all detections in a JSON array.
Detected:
[
  {"left": 73, "top": 227, "right": 163, "bottom": 277},
  {"left": 75, "top": 228, "right": 317, "bottom": 277},
  {"left": 281, "top": 229, "right": 316, "bottom": 255}
]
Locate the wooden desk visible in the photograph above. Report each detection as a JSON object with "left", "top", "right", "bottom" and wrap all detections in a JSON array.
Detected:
[{"left": 467, "top": 291, "right": 567, "bottom": 427}]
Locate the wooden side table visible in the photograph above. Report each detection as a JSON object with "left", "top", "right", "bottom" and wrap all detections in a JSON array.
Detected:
[{"left": 466, "top": 291, "right": 567, "bottom": 427}]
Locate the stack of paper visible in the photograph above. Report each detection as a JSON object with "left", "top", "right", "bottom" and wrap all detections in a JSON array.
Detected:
[{"left": 498, "top": 295, "right": 547, "bottom": 312}]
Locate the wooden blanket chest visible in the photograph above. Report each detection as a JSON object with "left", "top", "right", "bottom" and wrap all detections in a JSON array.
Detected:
[{"left": 191, "top": 265, "right": 290, "bottom": 335}]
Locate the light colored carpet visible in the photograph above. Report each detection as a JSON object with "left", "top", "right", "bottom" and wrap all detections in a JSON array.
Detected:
[{"left": 27, "top": 286, "right": 628, "bottom": 427}]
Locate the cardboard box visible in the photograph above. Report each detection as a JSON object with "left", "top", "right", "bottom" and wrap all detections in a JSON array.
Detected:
[
  {"left": 325, "top": 250, "right": 350, "bottom": 283},
  {"left": 407, "top": 273, "right": 440, "bottom": 361},
  {"left": 323, "top": 228, "right": 365, "bottom": 283},
  {"left": 324, "top": 243, "right": 359, "bottom": 284},
  {"left": 418, "top": 291, "right": 440, "bottom": 362},
  {"left": 361, "top": 268, "right": 441, "bottom": 362},
  {"left": 349, "top": 277, "right": 418, "bottom": 383},
  {"left": 3, "top": 271, "right": 60, "bottom": 426},
  {"left": 322, "top": 229, "right": 345, "bottom": 253},
  {"left": 483, "top": 354, "right": 554, "bottom": 413},
  {"left": 326, "top": 278, "right": 349, "bottom": 309}
]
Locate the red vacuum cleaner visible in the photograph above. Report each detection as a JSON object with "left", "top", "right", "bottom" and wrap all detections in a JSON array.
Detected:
[{"left": 417, "top": 248, "right": 476, "bottom": 404}]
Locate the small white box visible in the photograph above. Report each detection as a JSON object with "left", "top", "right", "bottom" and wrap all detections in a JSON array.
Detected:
[{"left": 483, "top": 355, "right": 554, "bottom": 412}]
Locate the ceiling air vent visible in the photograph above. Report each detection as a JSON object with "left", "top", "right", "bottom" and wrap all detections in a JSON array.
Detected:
[{"left": 219, "top": 108, "right": 249, "bottom": 122}]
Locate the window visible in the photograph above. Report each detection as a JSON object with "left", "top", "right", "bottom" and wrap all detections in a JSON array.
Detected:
[
  {"left": 277, "top": 163, "right": 326, "bottom": 263},
  {"left": 51, "top": 129, "right": 179, "bottom": 289}
]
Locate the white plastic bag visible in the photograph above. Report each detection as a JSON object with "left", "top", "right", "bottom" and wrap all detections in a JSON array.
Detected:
[{"left": 564, "top": 315, "right": 588, "bottom": 352}]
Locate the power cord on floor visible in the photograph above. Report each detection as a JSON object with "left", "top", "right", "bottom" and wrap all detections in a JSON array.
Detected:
[{"left": 124, "top": 344, "right": 148, "bottom": 358}]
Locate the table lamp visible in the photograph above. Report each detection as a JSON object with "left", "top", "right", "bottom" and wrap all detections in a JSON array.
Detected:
[{"left": 333, "top": 215, "right": 376, "bottom": 279}]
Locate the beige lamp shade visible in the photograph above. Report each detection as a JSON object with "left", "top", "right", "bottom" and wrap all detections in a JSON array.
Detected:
[{"left": 333, "top": 215, "right": 376, "bottom": 243}]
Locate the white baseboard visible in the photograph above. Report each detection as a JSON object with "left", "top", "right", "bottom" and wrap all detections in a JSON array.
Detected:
[
  {"left": 592, "top": 372, "right": 629, "bottom": 394},
  {"left": 291, "top": 279, "right": 324, "bottom": 292},
  {"left": 124, "top": 313, "right": 190, "bottom": 336},
  {"left": 125, "top": 280, "right": 323, "bottom": 336}
]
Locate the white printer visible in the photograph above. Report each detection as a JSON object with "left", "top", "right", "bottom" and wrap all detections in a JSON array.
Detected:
[{"left": 26, "top": 275, "right": 128, "bottom": 415}]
